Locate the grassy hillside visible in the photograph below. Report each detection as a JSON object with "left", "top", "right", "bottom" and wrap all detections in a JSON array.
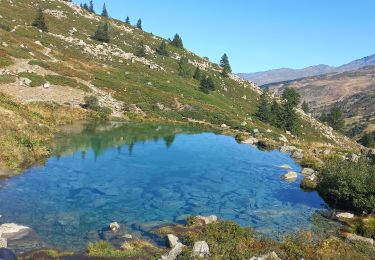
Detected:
[{"left": 0, "top": 0, "right": 360, "bottom": 172}]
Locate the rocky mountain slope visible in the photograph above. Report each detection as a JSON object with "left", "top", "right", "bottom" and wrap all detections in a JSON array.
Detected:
[
  {"left": 0, "top": 0, "right": 360, "bottom": 173},
  {"left": 239, "top": 54, "right": 375, "bottom": 86},
  {"left": 265, "top": 66, "right": 375, "bottom": 137}
]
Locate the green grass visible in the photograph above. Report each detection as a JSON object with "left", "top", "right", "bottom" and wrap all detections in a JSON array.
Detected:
[
  {"left": 0, "top": 55, "right": 13, "bottom": 68},
  {"left": 0, "top": 75, "right": 16, "bottom": 84},
  {"left": 18, "top": 72, "right": 46, "bottom": 87},
  {"left": 87, "top": 240, "right": 147, "bottom": 258}
]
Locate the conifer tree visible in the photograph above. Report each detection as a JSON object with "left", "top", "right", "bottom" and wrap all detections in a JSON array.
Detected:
[
  {"left": 302, "top": 100, "right": 309, "bottom": 113},
  {"left": 220, "top": 53, "right": 232, "bottom": 77},
  {"left": 327, "top": 105, "right": 344, "bottom": 132},
  {"left": 32, "top": 8, "right": 48, "bottom": 32},
  {"left": 92, "top": 22, "right": 109, "bottom": 43},
  {"left": 136, "top": 19, "right": 142, "bottom": 30},
  {"left": 200, "top": 76, "right": 215, "bottom": 93},
  {"left": 135, "top": 41, "right": 146, "bottom": 57},
  {"left": 83, "top": 3, "right": 89, "bottom": 11},
  {"left": 178, "top": 57, "right": 192, "bottom": 78},
  {"left": 282, "top": 87, "right": 300, "bottom": 107},
  {"left": 125, "top": 16, "right": 130, "bottom": 24},
  {"left": 255, "top": 88, "right": 271, "bottom": 123},
  {"left": 360, "top": 132, "right": 375, "bottom": 148},
  {"left": 270, "top": 100, "right": 283, "bottom": 127},
  {"left": 171, "top": 33, "right": 184, "bottom": 49},
  {"left": 193, "top": 67, "right": 202, "bottom": 80},
  {"left": 89, "top": 0, "right": 95, "bottom": 13},
  {"left": 156, "top": 41, "right": 168, "bottom": 56},
  {"left": 101, "top": 3, "right": 108, "bottom": 17}
]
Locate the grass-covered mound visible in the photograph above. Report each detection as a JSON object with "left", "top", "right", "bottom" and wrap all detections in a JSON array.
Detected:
[{"left": 317, "top": 158, "right": 375, "bottom": 214}]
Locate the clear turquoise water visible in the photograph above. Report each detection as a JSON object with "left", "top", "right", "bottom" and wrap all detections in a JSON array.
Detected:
[{"left": 0, "top": 123, "right": 326, "bottom": 250}]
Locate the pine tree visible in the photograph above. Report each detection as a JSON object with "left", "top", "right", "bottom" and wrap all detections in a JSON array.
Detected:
[
  {"left": 327, "top": 105, "right": 344, "bottom": 132},
  {"left": 282, "top": 87, "right": 300, "bottom": 107},
  {"left": 80, "top": 3, "right": 83, "bottom": 8},
  {"left": 320, "top": 111, "right": 328, "bottom": 123},
  {"left": 32, "top": 8, "right": 48, "bottom": 32},
  {"left": 135, "top": 41, "right": 146, "bottom": 57},
  {"left": 302, "top": 100, "right": 309, "bottom": 113},
  {"left": 283, "top": 104, "right": 300, "bottom": 135},
  {"left": 125, "top": 16, "right": 130, "bottom": 24},
  {"left": 270, "top": 100, "right": 282, "bottom": 127},
  {"left": 171, "top": 33, "right": 184, "bottom": 49},
  {"left": 360, "top": 132, "right": 375, "bottom": 148},
  {"left": 178, "top": 57, "right": 192, "bottom": 78},
  {"left": 101, "top": 3, "right": 108, "bottom": 17},
  {"left": 83, "top": 3, "right": 89, "bottom": 11},
  {"left": 156, "top": 41, "right": 168, "bottom": 56},
  {"left": 220, "top": 53, "right": 232, "bottom": 77},
  {"left": 193, "top": 67, "right": 202, "bottom": 80},
  {"left": 255, "top": 89, "right": 271, "bottom": 123},
  {"left": 89, "top": 0, "right": 95, "bottom": 13},
  {"left": 92, "top": 22, "right": 109, "bottom": 43},
  {"left": 136, "top": 19, "right": 142, "bottom": 30},
  {"left": 200, "top": 76, "right": 215, "bottom": 93}
]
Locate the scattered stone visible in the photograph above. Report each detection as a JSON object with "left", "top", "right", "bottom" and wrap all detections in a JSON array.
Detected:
[
  {"left": 279, "top": 145, "right": 298, "bottom": 154},
  {"left": 109, "top": 222, "right": 120, "bottom": 232},
  {"left": 196, "top": 215, "right": 218, "bottom": 225},
  {"left": 250, "top": 251, "right": 281, "bottom": 260},
  {"left": 286, "top": 131, "right": 292, "bottom": 135},
  {"left": 19, "top": 77, "right": 32, "bottom": 87},
  {"left": 43, "top": 82, "right": 50, "bottom": 89},
  {"left": 345, "top": 233, "right": 374, "bottom": 246},
  {"left": 241, "top": 121, "right": 247, "bottom": 126},
  {"left": 1, "top": 42, "right": 7, "bottom": 47},
  {"left": 122, "top": 234, "right": 133, "bottom": 240},
  {"left": 161, "top": 242, "right": 185, "bottom": 260},
  {"left": 221, "top": 124, "right": 228, "bottom": 129},
  {"left": 167, "top": 234, "right": 179, "bottom": 248},
  {"left": 279, "top": 135, "right": 288, "bottom": 143},
  {"left": 336, "top": 212, "right": 354, "bottom": 219},
  {"left": 34, "top": 41, "right": 42, "bottom": 46},
  {"left": 253, "top": 128, "right": 259, "bottom": 134},
  {"left": 266, "top": 129, "right": 272, "bottom": 133},
  {"left": 192, "top": 241, "right": 210, "bottom": 259},
  {"left": 282, "top": 171, "right": 298, "bottom": 181},
  {"left": 348, "top": 153, "right": 360, "bottom": 163}
]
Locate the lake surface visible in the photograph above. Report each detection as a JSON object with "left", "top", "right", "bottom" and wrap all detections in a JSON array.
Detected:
[{"left": 0, "top": 122, "right": 327, "bottom": 250}]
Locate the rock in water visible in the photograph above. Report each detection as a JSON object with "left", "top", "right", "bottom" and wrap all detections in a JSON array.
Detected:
[
  {"left": 0, "top": 223, "right": 31, "bottom": 240},
  {"left": 109, "top": 222, "right": 120, "bottom": 232},
  {"left": 167, "top": 234, "right": 179, "bottom": 248},
  {"left": 282, "top": 171, "right": 298, "bottom": 181},
  {"left": 192, "top": 241, "right": 210, "bottom": 258},
  {"left": 280, "top": 164, "right": 292, "bottom": 169}
]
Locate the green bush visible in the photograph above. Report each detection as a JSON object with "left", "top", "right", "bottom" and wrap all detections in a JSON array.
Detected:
[
  {"left": 84, "top": 95, "right": 99, "bottom": 109},
  {"left": 317, "top": 158, "right": 375, "bottom": 214},
  {"left": 18, "top": 72, "right": 46, "bottom": 87}
]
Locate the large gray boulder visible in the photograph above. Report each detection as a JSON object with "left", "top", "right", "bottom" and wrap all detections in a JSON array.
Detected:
[
  {"left": 0, "top": 223, "right": 31, "bottom": 240},
  {"left": 196, "top": 215, "right": 218, "bottom": 225},
  {"left": 167, "top": 234, "right": 179, "bottom": 248},
  {"left": 192, "top": 241, "right": 210, "bottom": 259},
  {"left": 345, "top": 233, "right": 374, "bottom": 246}
]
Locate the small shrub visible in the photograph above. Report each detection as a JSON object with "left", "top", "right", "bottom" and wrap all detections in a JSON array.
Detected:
[
  {"left": 28, "top": 60, "right": 50, "bottom": 69},
  {"left": 18, "top": 72, "right": 46, "bottom": 87},
  {"left": 317, "top": 158, "right": 375, "bottom": 214},
  {"left": 199, "top": 76, "right": 215, "bottom": 93},
  {"left": 300, "top": 178, "right": 317, "bottom": 191},
  {"left": 0, "top": 23, "right": 10, "bottom": 32},
  {"left": 84, "top": 95, "right": 99, "bottom": 109}
]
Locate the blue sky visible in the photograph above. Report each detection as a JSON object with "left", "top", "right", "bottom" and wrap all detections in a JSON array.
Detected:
[{"left": 73, "top": 0, "right": 375, "bottom": 73}]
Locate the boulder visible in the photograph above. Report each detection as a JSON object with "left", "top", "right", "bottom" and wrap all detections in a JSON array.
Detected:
[
  {"left": 192, "top": 241, "right": 210, "bottom": 258},
  {"left": 43, "top": 82, "right": 50, "bottom": 89},
  {"left": 196, "top": 215, "right": 218, "bottom": 225},
  {"left": 282, "top": 171, "right": 298, "bottom": 181},
  {"left": 279, "top": 145, "right": 297, "bottom": 154},
  {"left": 253, "top": 129, "right": 259, "bottom": 134},
  {"left": 348, "top": 153, "right": 360, "bottom": 163},
  {"left": 109, "top": 222, "right": 120, "bottom": 232},
  {"left": 301, "top": 168, "right": 315, "bottom": 177},
  {"left": 336, "top": 212, "right": 354, "bottom": 219},
  {"left": 161, "top": 242, "right": 185, "bottom": 260},
  {"left": 279, "top": 135, "right": 288, "bottom": 143},
  {"left": 221, "top": 124, "right": 228, "bottom": 129},
  {"left": 292, "top": 150, "right": 303, "bottom": 160},
  {"left": 345, "top": 233, "right": 373, "bottom": 246},
  {"left": 0, "top": 223, "right": 31, "bottom": 240},
  {"left": 167, "top": 234, "right": 179, "bottom": 248},
  {"left": 241, "top": 137, "right": 258, "bottom": 145},
  {"left": 19, "top": 77, "right": 32, "bottom": 87},
  {"left": 250, "top": 251, "right": 281, "bottom": 260}
]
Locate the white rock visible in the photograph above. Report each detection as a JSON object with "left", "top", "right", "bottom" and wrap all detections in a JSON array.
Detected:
[
  {"left": 109, "top": 222, "right": 120, "bottom": 232},
  {"left": 2, "top": 42, "right": 8, "bottom": 47},
  {"left": 221, "top": 124, "right": 228, "bottom": 129},
  {"left": 43, "top": 82, "right": 50, "bottom": 89},
  {"left": 250, "top": 251, "right": 281, "bottom": 260},
  {"left": 253, "top": 128, "right": 259, "bottom": 134},
  {"left": 301, "top": 168, "right": 315, "bottom": 177},
  {"left": 292, "top": 150, "right": 303, "bottom": 160},
  {"left": 241, "top": 121, "right": 247, "bottom": 126},
  {"left": 192, "top": 241, "right": 210, "bottom": 258},
  {"left": 266, "top": 129, "right": 272, "bottom": 133},
  {"left": 196, "top": 215, "right": 218, "bottom": 225},
  {"left": 167, "top": 234, "right": 179, "bottom": 248},
  {"left": 279, "top": 135, "right": 288, "bottom": 143},
  {"left": 161, "top": 242, "right": 185, "bottom": 260},
  {"left": 282, "top": 171, "right": 298, "bottom": 181},
  {"left": 0, "top": 223, "right": 31, "bottom": 240},
  {"left": 34, "top": 41, "right": 42, "bottom": 46},
  {"left": 241, "top": 137, "right": 258, "bottom": 145},
  {"left": 19, "top": 77, "right": 32, "bottom": 87},
  {"left": 336, "top": 212, "right": 354, "bottom": 219}
]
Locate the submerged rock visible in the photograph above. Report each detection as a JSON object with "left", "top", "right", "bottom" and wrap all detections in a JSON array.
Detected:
[
  {"left": 192, "top": 241, "right": 210, "bottom": 258},
  {"left": 280, "top": 164, "right": 292, "bottom": 169},
  {"left": 0, "top": 223, "right": 31, "bottom": 240},
  {"left": 109, "top": 222, "right": 120, "bottom": 232}
]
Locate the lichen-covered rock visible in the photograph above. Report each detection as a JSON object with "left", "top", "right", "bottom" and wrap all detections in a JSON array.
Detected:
[
  {"left": 345, "top": 233, "right": 374, "bottom": 246},
  {"left": 167, "top": 234, "right": 179, "bottom": 248},
  {"left": 196, "top": 215, "right": 218, "bottom": 225},
  {"left": 0, "top": 223, "right": 31, "bottom": 240},
  {"left": 292, "top": 150, "right": 303, "bottom": 160},
  {"left": 109, "top": 222, "right": 120, "bottom": 232},
  {"left": 192, "top": 241, "right": 210, "bottom": 258},
  {"left": 161, "top": 242, "right": 185, "bottom": 260}
]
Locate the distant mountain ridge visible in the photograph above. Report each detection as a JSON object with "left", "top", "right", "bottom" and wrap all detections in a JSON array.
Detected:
[{"left": 239, "top": 54, "right": 375, "bottom": 86}]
